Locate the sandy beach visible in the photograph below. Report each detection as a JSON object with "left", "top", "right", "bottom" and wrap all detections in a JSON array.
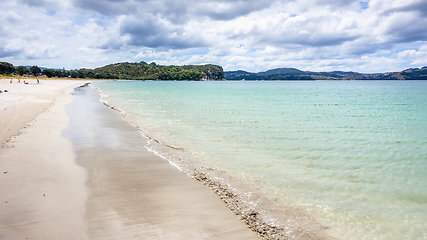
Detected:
[
  {"left": 0, "top": 79, "right": 258, "bottom": 239},
  {"left": 0, "top": 79, "right": 90, "bottom": 239}
]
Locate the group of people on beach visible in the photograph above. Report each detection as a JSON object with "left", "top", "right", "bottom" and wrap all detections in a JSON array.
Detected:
[{"left": 10, "top": 78, "right": 39, "bottom": 84}]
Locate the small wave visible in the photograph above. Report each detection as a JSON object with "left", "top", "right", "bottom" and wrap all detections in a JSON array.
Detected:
[{"left": 93, "top": 83, "right": 334, "bottom": 240}]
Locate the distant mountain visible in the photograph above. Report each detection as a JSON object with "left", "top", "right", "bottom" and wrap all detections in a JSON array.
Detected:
[
  {"left": 225, "top": 66, "right": 427, "bottom": 80},
  {"left": 224, "top": 70, "right": 261, "bottom": 80},
  {"left": 24, "top": 66, "right": 65, "bottom": 71},
  {"left": 224, "top": 68, "right": 313, "bottom": 80},
  {"left": 259, "top": 68, "right": 306, "bottom": 76}
]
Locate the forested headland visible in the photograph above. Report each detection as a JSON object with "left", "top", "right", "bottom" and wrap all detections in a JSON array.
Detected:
[{"left": 0, "top": 61, "right": 225, "bottom": 81}]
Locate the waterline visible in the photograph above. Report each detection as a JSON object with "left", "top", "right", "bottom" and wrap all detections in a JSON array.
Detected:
[{"left": 94, "top": 80, "right": 427, "bottom": 239}]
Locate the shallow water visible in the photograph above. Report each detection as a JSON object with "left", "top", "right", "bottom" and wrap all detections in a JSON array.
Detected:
[{"left": 94, "top": 80, "right": 427, "bottom": 240}]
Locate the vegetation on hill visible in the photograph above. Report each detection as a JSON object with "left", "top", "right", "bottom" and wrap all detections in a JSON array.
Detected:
[
  {"left": 0, "top": 61, "right": 225, "bottom": 81},
  {"left": 86, "top": 62, "right": 225, "bottom": 80}
]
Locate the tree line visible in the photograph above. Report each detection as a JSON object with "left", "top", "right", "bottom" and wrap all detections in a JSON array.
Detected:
[
  {"left": 0, "top": 61, "right": 226, "bottom": 81},
  {"left": 0, "top": 62, "right": 42, "bottom": 76}
]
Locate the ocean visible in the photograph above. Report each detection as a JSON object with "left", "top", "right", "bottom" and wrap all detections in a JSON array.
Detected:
[{"left": 93, "top": 80, "right": 427, "bottom": 239}]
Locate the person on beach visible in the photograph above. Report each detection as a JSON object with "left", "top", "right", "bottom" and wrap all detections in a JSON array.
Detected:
[
  {"left": 18, "top": 78, "right": 21, "bottom": 84},
  {"left": 10, "top": 79, "right": 12, "bottom": 84}
]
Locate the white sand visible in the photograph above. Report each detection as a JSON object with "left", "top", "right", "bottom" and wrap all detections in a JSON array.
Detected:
[
  {"left": 0, "top": 79, "right": 87, "bottom": 146},
  {"left": 0, "top": 79, "right": 90, "bottom": 239}
]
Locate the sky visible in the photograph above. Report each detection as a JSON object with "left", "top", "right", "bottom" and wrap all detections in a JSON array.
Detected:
[{"left": 1, "top": 0, "right": 427, "bottom": 73}]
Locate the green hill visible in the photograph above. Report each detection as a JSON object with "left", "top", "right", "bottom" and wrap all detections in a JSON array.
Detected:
[{"left": 81, "top": 62, "right": 225, "bottom": 80}]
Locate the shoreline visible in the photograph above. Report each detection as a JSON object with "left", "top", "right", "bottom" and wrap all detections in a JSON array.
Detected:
[
  {"left": 0, "top": 78, "right": 334, "bottom": 239},
  {"left": 94, "top": 82, "right": 335, "bottom": 239},
  {"left": 0, "top": 78, "right": 259, "bottom": 239},
  {"left": 64, "top": 84, "right": 258, "bottom": 239}
]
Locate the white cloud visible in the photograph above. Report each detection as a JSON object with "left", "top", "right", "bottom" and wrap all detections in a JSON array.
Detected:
[
  {"left": 134, "top": 50, "right": 169, "bottom": 60},
  {"left": 0, "top": 0, "right": 426, "bottom": 72},
  {"left": 397, "top": 44, "right": 427, "bottom": 66}
]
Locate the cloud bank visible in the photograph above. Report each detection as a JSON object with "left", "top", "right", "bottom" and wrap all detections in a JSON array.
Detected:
[{"left": 1, "top": 0, "right": 426, "bottom": 72}]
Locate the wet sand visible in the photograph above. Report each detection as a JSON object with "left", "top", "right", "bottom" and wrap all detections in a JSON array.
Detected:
[{"left": 64, "top": 84, "right": 258, "bottom": 239}]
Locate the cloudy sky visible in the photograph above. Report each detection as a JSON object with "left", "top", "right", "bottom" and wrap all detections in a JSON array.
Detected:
[{"left": 1, "top": 0, "right": 426, "bottom": 73}]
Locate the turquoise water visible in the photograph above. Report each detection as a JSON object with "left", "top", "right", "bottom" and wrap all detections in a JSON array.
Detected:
[{"left": 93, "top": 80, "right": 427, "bottom": 239}]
